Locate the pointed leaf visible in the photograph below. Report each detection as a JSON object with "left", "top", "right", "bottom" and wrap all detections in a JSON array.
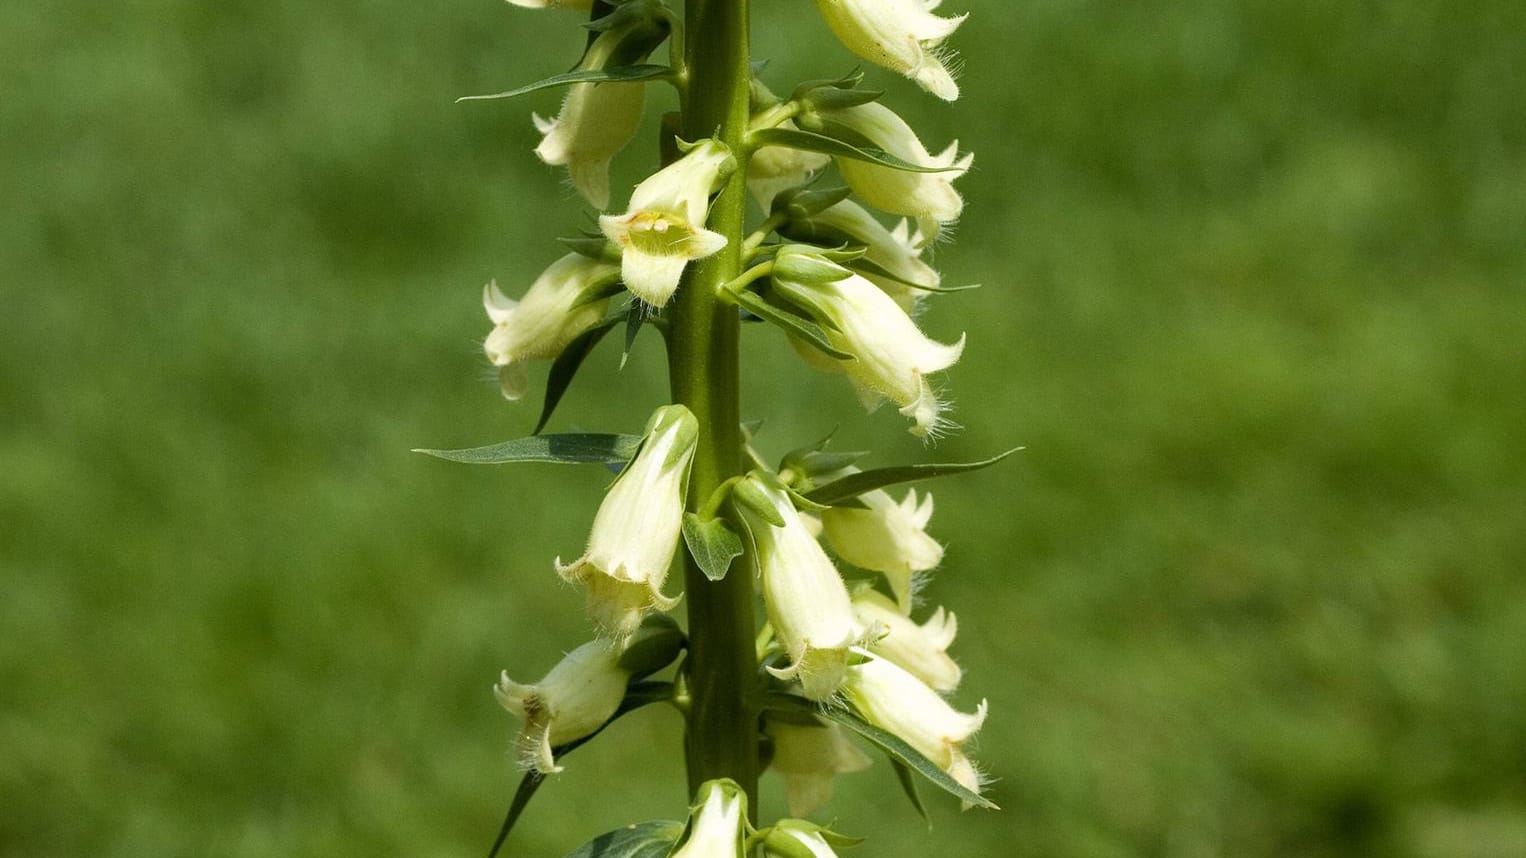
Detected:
[
  {"left": 749, "top": 128, "right": 957, "bottom": 174},
  {"left": 620, "top": 304, "right": 644, "bottom": 370},
  {"left": 534, "top": 321, "right": 619, "bottom": 434},
  {"left": 487, "top": 770, "right": 545, "bottom": 858},
  {"left": 763, "top": 693, "right": 997, "bottom": 810},
  {"left": 682, "top": 513, "right": 744, "bottom": 582},
  {"left": 803, "top": 448, "right": 1023, "bottom": 505},
  {"left": 414, "top": 433, "right": 643, "bottom": 465},
  {"left": 457, "top": 65, "right": 673, "bottom": 102},
  {"left": 852, "top": 258, "right": 982, "bottom": 294},
  {"left": 731, "top": 289, "right": 855, "bottom": 361},
  {"left": 563, "top": 820, "right": 685, "bottom": 858}
]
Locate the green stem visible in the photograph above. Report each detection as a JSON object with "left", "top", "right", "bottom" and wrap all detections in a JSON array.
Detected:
[{"left": 667, "top": 0, "right": 759, "bottom": 814}]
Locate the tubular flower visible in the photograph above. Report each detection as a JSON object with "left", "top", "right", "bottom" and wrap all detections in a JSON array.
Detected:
[
  {"left": 492, "top": 640, "right": 629, "bottom": 774},
  {"left": 814, "top": 0, "right": 967, "bottom": 101},
  {"left": 764, "top": 717, "right": 872, "bottom": 817},
  {"left": 818, "top": 102, "right": 971, "bottom": 245},
  {"left": 820, "top": 478, "right": 943, "bottom": 609},
  {"left": 556, "top": 405, "right": 697, "bottom": 643},
  {"left": 773, "top": 252, "right": 965, "bottom": 437},
  {"left": 671, "top": 779, "right": 748, "bottom": 858},
  {"left": 599, "top": 138, "right": 736, "bottom": 307},
  {"left": 780, "top": 199, "right": 939, "bottom": 311},
  {"left": 736, "top": 475, "right": 858, "bottom": 701},
  {"left": 842, "top": 651, "right": 988, "bottom": 804},
  {"left": 482, "top": 253, "right": 619, "bottom": 401},
  {"left": 851, "top": 589, "right": 961, "bottom": 692},
  {"left": 530, "top": 1, "right": 669, "bottom": 207}
]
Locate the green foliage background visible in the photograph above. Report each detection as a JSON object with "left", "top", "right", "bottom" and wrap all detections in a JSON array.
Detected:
[{"left": 3, "top": 0, "right": 1524, "bottom": 855}]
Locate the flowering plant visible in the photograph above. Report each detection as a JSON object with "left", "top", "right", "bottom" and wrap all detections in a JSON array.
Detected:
[{"left": 420, "top": 0, "right": 1015, "bottom": 853}]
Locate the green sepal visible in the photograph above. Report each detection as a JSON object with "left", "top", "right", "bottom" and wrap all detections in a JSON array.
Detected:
[
  {"left": 788, "top": 69, "right": 866, "bottom": 102},
  {"left": 560, "top": 235, "right": 621, "bottom": 262},
  {"left": 851, "top": 258, "right": 983, "bottom": 294},
  {"left": 413, "top": 433, "right": 644, "bottom": 465},
  {"left": 562, "top": 820, "right": 685, "bottom": 858},
  {"left": 800, "top": 87, "right": 883, "bottom": 111},
  {"left": 730, "top": 475, "right": 787, "bottom": 528},
  {"left": 772, "top": 185, "right": 854, "bottom": 220},
  {"left": 457, "top": 65, "right": 673, "bottom": 103},
  {"left": 802, "top": 448, "right": 1023, "bottom": 505},
  {"left": 620, "top": 302, "right": 645, "bottom": 370},
  {"left": 785, "top": 487, "right": 832, "bottom": 513},
  {"left": 783, "top": 449, "right": 869, "bottom": 478},
  {"left": 571, "top": 276, "right": 628, "bottom": 310},
  {"left": 750, "top": 127, "right": 957, "bottom": 174},
  {"left": 730, "top": 288, "right": 855, "bottom": 361},
  {"left": 682, "top": 513, "right": 745, "bottom": 582},
  {"left": 534, "top": 318, "right": 621, "bottom": 434},
  {"left": 763, "top": 692, "right": 998, "bottom": 810},
  {"left": 618, "top": 615, "right": 686, "bottom": 679},
  {"left": 773, "top": 249, "right": 854, "bottom": 287},
  {"left": 890, "top": 756, "right": 932, "bottom": 825}
]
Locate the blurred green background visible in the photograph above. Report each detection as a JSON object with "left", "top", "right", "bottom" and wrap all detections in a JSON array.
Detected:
[{"left": 4, "top": 0, "right": 1525, "bottom": 855}]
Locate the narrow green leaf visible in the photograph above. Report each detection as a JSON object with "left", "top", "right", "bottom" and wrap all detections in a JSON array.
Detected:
[
  {"left": 457, "top": 65, "right": 672, "bottom": 102},
  {"left": 749, "top": 128, "right": 957, "bottom": 174},
  {"left": 535, "top": 320, "right": 619, "bottom": 434},
  {"left": 682, "top": 514, "right": 744, "bottom": 582},
  {"left": 762, "top": 693, "right": 998, "bottom": 809},
  {"left": 621, "top": 304, "right": 644, "bottom": 370},
  {"left": 802, "top": 448, "right": 1023, "bottom": 506},
  {"left": 731, "top": 289, "right": 854, "bottom": 361},
  {"left": 852, "top": 258, "right": 983, "bottom": 294},
  {"left": 488, "top": 770, "right": 545, "bottom": 858},
  {"left": 889, "top": 757, "right": 932, "bottom": 825},
  {"left": 563, "top": 820, "right": 685, "bottom": 858},
  {"left": 414, "top": 433, "right": 643, "bottom": 465}
]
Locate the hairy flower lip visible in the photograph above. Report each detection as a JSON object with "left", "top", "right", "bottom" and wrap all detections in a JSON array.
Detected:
[
  {"left": 494, "top": 640, "right": 631, "bottom": 774},
  {"left": 815, "top": 0, "right": 968, "bottom": 101}
]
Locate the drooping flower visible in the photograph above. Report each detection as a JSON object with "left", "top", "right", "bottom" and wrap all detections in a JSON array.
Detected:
[
  {"left": 820, "top": 479, "right": 944, "bottom": 608},
  {"left": 780, "top": 199, "right": 939, "bottom": 311},
  {"left": 670, "top": 779, "right": 748, "bottom": 858},
  {"left": 842, "top": 651, "right": 988, "bottom": 804},
  {"left": 764, "top": 716, "right": 872, "bottom": 816},
  {"left": 814, "top": 0, "right": 967, "bottom": 101},
  {"left": 528, "top": 1, "right": 670, "bottom": 208},
  {"left": 851, "top": 589, "right": 961, "bottom": 692},
  {"left": 556, "top": 405, "right": 697, "bottom": 643},
  {"left": 772, "top": 250, "right": 966, "bottom": 437},
  {"left": 816, "top": 102, "right": 971, "bottom": 244},
  {"left": 736, "top": 475, "right": 858, "bottom": 701},
  {"left": 482, "top": 253, "right": 620, "bottom": 400},
  {"left": 493, "top": 639, "right": 629, "bottom": 774},
  {"left": 598, "top": 138, "right": 736, "bottom": 307}
]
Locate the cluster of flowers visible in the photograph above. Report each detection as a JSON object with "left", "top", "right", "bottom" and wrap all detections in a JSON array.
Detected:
[{"left": 477, "top": 0, "right": 988, "bottom": 850}]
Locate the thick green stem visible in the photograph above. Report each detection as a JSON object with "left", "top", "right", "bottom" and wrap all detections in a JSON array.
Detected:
[{"left": 668, "top": 0, "right": 758, "bottom": 810}]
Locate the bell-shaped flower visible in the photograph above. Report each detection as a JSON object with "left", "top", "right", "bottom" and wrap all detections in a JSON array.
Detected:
[
  {"left": 820, "top": 479, "right": 943, "bottom": 608},
  {"left": 761, "top": 820, "right": 861, "bottom": 858},
  {"left": 492, "top": 639, "right": 630, "bottom": 774},
  {"left": 530, "top": 2, "right": 669, "bottom": 207},
  {"left": 736, "top": 475, "right": 858, "bottom": 701},
  {"left": 814, "top": 0, "right": 967, "bottom": 101},
  {"left": 782, "top": 200, "right": 938, "bottom": 311},
  {"left": 556, "top": 405, "right": 698, "bottom": 643},
  {"left": 851, "top": 589, "right": 961, "bottom": 692},
  {"left": 819, "top": 102, "right": 971, "bottom": 245},
  {"left": 842, "top": 651, "right": 988, "bottom": 803},
  {"left": 671, "top": 779, "right": 748, "bottom": 858},
  {"left": 599, "top": 138, "right": 736, "bottom": 307},
  {"left": 482, "top": 253, "right": 620, "bottom": 401},
  {"left": 764, "top": 716, "right": 871, "bottom": 816},
  {"left": 773, "top": 253, "right": 965, "bottom": 437}
]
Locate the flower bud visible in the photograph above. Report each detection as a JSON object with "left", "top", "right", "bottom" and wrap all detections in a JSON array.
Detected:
[
  {"left": 821, "top": 480, "right": 943, "bottom": 609},
  {"left": 773, "top": 258, "right": 965, "bottom": 437},
  {"left": 493, "top": 639, "right": 630, "bottom": 774},
  {"left": 482, "top": 253, "right": 619, "bottom": 401},
  {"left": 531, "top": 5, "right": 669, "bottom": 208},
  {"left": 814, "top": 102, "right": 971, "bottom": 245},
  {"left": 814, "top": 0, "right": 967, "bottom": 101},
  {"left": 599, "top": 139, "right": 736, "bottom": 306},
  {"left": 671, "top": 779, "right": 748, "bottom": 858},
  {"left": 780, "top": 200, "right": 939, "bottom": 311},
  {"left": 764, "top": 717, "right": 871, "bottom": 816},
  {"left": 761, "top": 820, "right": 860, "bottom": 858},
  {"left": 851, "top": 589, "right": 961, "bottom": 692},
  {"left": 842, "top": 651, "right": 987, "bottom": 803},
  {"left": 557, "top": 405, "right": 698, "bottom": 643},
  {"left": 736, "top": 475, "right": 857, "bottom": 701}
]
